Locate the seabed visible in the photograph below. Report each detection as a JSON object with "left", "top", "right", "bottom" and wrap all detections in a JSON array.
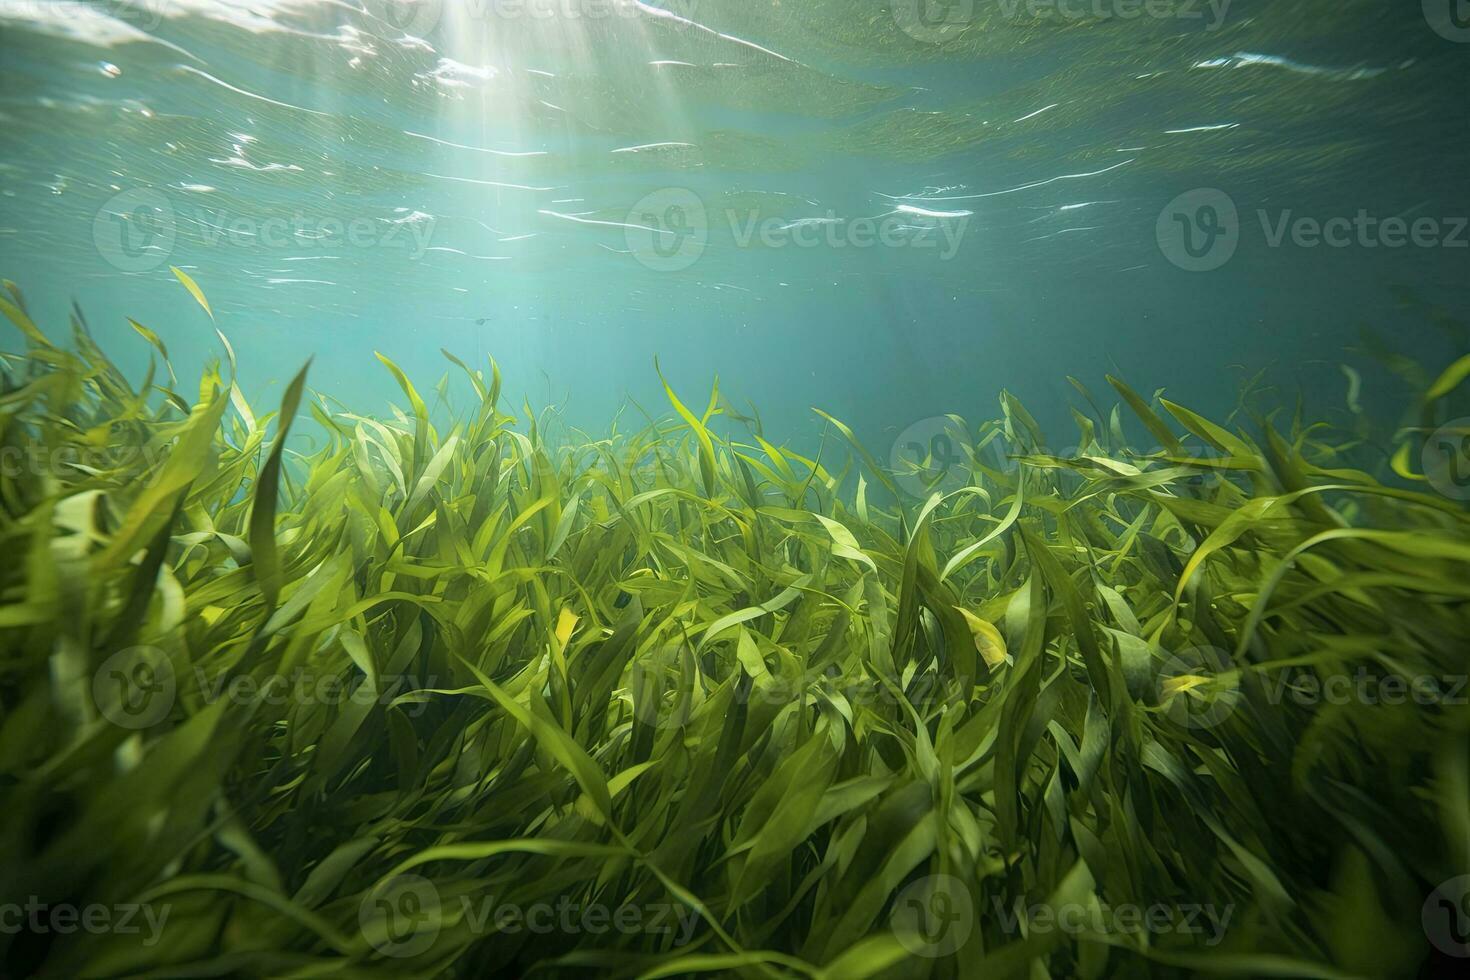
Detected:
[{"left": 2, "top": 275, "right": 1468, "bottom": 977}]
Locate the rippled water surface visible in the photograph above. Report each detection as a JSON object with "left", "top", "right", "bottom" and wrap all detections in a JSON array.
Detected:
[{"left": 1, "top": 0, "right": 1466, "bottom": 440}]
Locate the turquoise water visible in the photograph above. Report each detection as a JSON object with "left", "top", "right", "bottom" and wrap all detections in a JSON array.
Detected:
[{"left": 1, "top": 1, "right": 1466, "bottom": 449}]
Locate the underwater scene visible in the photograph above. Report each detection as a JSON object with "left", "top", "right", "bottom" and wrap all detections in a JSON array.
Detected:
[{"left": 1, "top": 1, "right": 1469, "bottom": 977}]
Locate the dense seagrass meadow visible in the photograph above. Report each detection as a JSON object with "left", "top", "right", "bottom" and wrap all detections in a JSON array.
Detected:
[{"left": 2, "top": 273, "right": 1469, "bottom": 979}]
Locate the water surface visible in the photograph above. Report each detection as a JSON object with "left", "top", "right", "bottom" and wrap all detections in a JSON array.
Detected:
[{"left": 1, "top": 0, "right": 1465, "bottom": 450}]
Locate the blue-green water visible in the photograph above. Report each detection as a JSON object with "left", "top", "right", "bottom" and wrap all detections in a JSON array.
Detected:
[{"left": 1, "top": 0, "right": 1466, "bottom": 451}]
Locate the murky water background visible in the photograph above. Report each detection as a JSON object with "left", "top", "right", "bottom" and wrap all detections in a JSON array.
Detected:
[{"left": 1, "top": 0, "right": 1466, "bottom": 451}]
